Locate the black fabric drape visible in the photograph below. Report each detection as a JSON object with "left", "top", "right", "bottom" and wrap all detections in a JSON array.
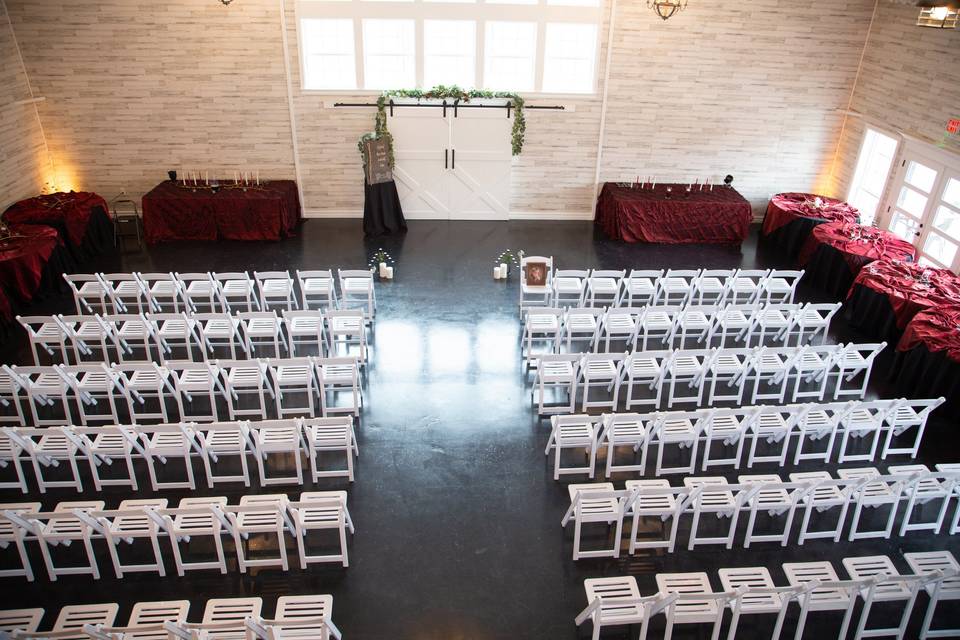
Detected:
[
  {"left": 892, "top": 346, "right": 960, "bottom": 419},
  {"left": 803, "top": 244, "right": 858, "bottom": 300},
  {"left": 363, "top": 181, "right": 407, "bottom": 237},
  {"left": 845, "top": 284, "right": 903, "bottom": 344},
  {"left": 760, "top": 217, "right": 823, "bottom": 261}
]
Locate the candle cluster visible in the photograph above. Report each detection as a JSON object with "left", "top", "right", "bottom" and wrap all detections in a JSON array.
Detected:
[
  {"left": 179, "top": 169, "right": 261, "bottom": 187},
  {"left": 631, "top": 176, "right": 715, "bottom": 191}
]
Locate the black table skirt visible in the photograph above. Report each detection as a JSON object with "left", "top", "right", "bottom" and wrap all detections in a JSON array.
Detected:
[
  {"left": 363, "top": 181, "right": 407, "bottom": 238},
  {"left": 845, "top": 284, "right": 903, "bottom": 344},
  {"left": 803, "top": 243, "right": 860, "bottom": 300},
  {"left": 892, "top": 346, "right": 960, "bottom": 419},
  {"left": 761, "top": 217, "right": 823, "bottom": 261},
  {"left": 18, "top": 206, "right": 114, "bottom": 262}
]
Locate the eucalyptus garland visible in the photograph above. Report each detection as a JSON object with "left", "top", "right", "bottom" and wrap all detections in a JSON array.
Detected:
[{"left": 358, "top": 85, "right": 526, "bottom": 170}]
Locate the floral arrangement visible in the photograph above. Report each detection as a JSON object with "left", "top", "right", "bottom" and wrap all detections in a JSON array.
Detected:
[
  {"left": 495, "top": 249, "right": 525, "bottom": 267},
  {"left": 368, "top": 248, "right": 394, "bottom": 269}
]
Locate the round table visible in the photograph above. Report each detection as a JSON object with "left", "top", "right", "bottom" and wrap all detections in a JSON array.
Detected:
[
  {"left": 845, "top": 258, "right": 960, "bottom": 342},
  {"left": 761, "top": 193, "right": 860, "bottom": 260},
  {"left": 798, "top": 222, "right": 917, "bottom": 299},
  {"left": 893, "top": 304, "right": 960, "bottom": 418},
  {"left": 0, "top": 224, "right": 65, "bottom": 322},
  {"left": 3, "top": 191, "right": 111, "bottom": 259}
]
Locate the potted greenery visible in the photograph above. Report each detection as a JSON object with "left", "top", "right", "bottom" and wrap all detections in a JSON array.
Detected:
[
  {"left": 494, "top": 249, "right": 524, "bottom": 279},
  {"left": 368, "top": 248, "right": 395, "bottom": 280}
]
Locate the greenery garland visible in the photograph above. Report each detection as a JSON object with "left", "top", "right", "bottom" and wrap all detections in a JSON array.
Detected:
[{"left": 358, "top": 85, "right": 526, "bottom": 170}]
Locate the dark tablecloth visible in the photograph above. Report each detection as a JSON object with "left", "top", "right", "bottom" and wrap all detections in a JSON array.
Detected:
[
  {"left": 760, "top": 193, "right": 860, "bottom": 260},
  {"left": 595, "top": 183, "right": 752, "bottom": 244},
  {"left": 143, "top": 180, "right": 302, "bottom": 244},
  {"left": 0, "top": 224, "right": 69, "bottom": 322},
  {"left": 3, "top": 191, "right": 111, "bottom": 257},
  {"left": 363, "top": 180, "right": 407, "bottom": 237}
]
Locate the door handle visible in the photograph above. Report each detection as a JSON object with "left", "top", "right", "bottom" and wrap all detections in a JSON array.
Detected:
[
  {"left": 445, "top": 149, "right": 448, "bottom": 169},
  {"left": 452, "top": 149, "right": 455, "bottom": 170}
]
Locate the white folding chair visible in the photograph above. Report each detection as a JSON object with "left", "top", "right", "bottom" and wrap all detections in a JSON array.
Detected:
[
  {"left": 656, "top": 572, "right": 734, "bottom": 640},
  {"left": 194, "top": 312, "right": 247, "bottom": 360},
  {"left": 904, "top": 550, "right": 960, "bottom": 639},
  {"left": 103, "top": 313, "right": 158, "bottom": 362},
  {"left": 17, "top": 315, "right": 71, "bottom": 365},
  {"left": 745, "top": 346, "right": 797, "bottom": 405},
  {"left": 56, "top": 363, "right": 123, "bottom": 425},
  {"left": 227, "top": 494, "right": 292, "bottom": 572},
  {"left": 545, "top": 414, "right": 597, "bottom": 480},
  {"left": 66, "top": 425, "right": 143, "bottom": 491},
  {"left": 521, "top": 308, "right": 562, "bottom": 362},
  {"left": 783, "top": 303, "right": 841, "bottom": 346},
  {"left": 187, "top": 597, "right": 263, "bottom": 639},
  {"left": 552, "top": 269, "right": 589, "bottom": 307},
  {"left": 296, "top": 269, "right": 338, "bottom": 310},
  {"left": 746, "top": 405, "right": 799, "bottom": 468},
  {"left": 649, "top": 409, "right": 710, "bottom": 476},
  {"left": 831, "top": 342, "right": 887, "bottom": 399},
  {"left": 239, "top": 311, "right": 289, "bottom": 359},
  {"left": 843, "top": 555, "right": 923, "bottom": 640},
  {"left": 137, "top": 423, "right": 203, "bottom": 491},
  {"left": 683, "top": 476, "right": 741, "bottom": 550},
  {"left": 704, "top": 347, "right": 753, "bottom": 405},
  {"left": 519, "top": 255, "right": 553, "bottom": 309},
  {"left": 269, "top": 357, "right": 317, "bottom": 418},
  {"left": 719, "top": 567, "right": 796, "bottom": 640},
  {"left": 594, "top": 307, "right": 642, "bottom": 353},
  {"left": 615, "top": 350, "right": 672, "bottom": 410},
  {"left": 33, "top": 500, "right": 106, "bottom": 581},
  {"left": 5, "top": 365, "right": 73, "bottom": 426},
  {"left": 598, "top": 412, "right": 650, "bottom": 476},
  {"left": 100, "top": 273, "right": 149, "bottom": 314},
  {"left": 789, "top": 472, "right": 852, "bottom": 544},
  {"left": 95, "top": 498, "right": 168, "bottom": 578},
  {"left": 148, "top": 312, "right": 202, "bottom": 363},
  {"left": 26, "top": 603, "right": 119, "bottom": 640},
  {"left": 700, "top": 406, "right": 759, "bottom": 471},
  {"left": 762, "top": 269, "right": 804, "bottom": 304},
  {"left": 617, "top": 269, "right": 663, "bottom": 307},
  {"left": 839, "top": 468, "right": 904, "bottom": 541},
  {"left": 738, "top": 474, "right": 797, "bottom": 547},
  {"left": 283, "top": 310, "right": 326, "bottom": 357},
  {"left": 158, "top": 496, "right": 230, "bottom": 575},
  {"left": 312, "top": 356, "right": 362, "bottom": 417},
  {"left": 214, "top": 271, "right": 260, "bottom": 312},
  {"left": 0, "top": 366, "right": 26, "bottom": 429},
  {"left": 4, "top": 426, "right": 83, "bottom": 493},
  {"left": 655, "top": 269, "right": 700, "bottom": 305},
  {"left": 577, "top": 353, "right": 624, "bottom": 411},
  {"left": 576, "top": 576, "right": 675, "bottom": 640},
  {"left": 338, "top": 269, "right": 376, "bottom": 321},
  {"left": 783, "top": 561, "right": 857, "bottom": 640},
  {"left": 533, "top": 354, "right": 579, "bottom": 415},
  {"left": 692, "top": 269, "right": 734, "bottom": 305},
  {"left": 250, "top": 418, "right": 306, "bottom": 486},
  {"left": 635, "top": 305, "right": 682, "bottom": 351},
  {"left": 255, "top": 270, "right": 299, "bottom": 312},
  {"left": 139, "top": 271, "right": 188, "bottom": 313},
  {"left": 585, "top": 270, "right": 625, "bottom": 307},
  {"left": 791, "top": 401, "right": 852, "bottom": 465},
  {"left": 58, "top": 314, "right": 114, "bottom": 363},
  {"left": 557, "top": 307, "right": 603, "bottom": 354},
  {"left": 302, "top": 417, "right": 357, "bottom": 482},
  {"left": 251, "top": 594, "right": 341, "bottom": 640},
  {"left": 728, "top": 269, "right": 770, "bottom": 305},
  {"left": 170, "top": 361, "right": 227, "bottom": 422},
  {"left": 195, "top": 421, "right": 256, "bottom": 487},
  {"left": 85, "top": 600, "right": 190, "bottom": 640},
  {"left": 219, "top": 358, "right": 275, "bottom": 421},
  {"left": 561, "top": 483, "right": 626, "bottom": 560},
  {"left": 882, "top": 398, "right": 945, "bottom": 459},
  {"left": 324, "top": 309, "right": 367, "bottom": 363},
  {"left": 178, "top": 272, "right": 223, "bottom": 313},
  {"left": 291, "top": 492, "right": 354, "bottom": 568},
  {"left": 0, "top": 503, "right": 41, "bottom": 581},
  {"left": 789, "top": 344, "right": 839, "bottom": 402},
  {"left": 664, "top": 348, "right": 712, "bottom": 408},
  {"left": 743, "top": 304, "right": 800, "bottom": 347},
  {"left": 112, "top": 362, "right": 176, "bottom": 424},
  {"left": 838, "top": 400, "right": 895, "bottom": 463},
  {"left": 706, "top": 303, "right": 757, "bottom": 348},
  {"left": 0, "top": 607, "right": 43, "bottom": 634},
  {"left": 64, "top": 273, "right": 114, "bottom": 315},
  {"left": 624, "top": 480, "right": 683, "bottom": 553},
  {"left": 889, "top": 464, "right": 953, "bottom": 536},
  {"left": 668, "top": 305, "right": 717, "bottom": 349}
]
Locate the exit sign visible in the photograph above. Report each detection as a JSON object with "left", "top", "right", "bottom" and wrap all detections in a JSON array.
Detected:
[{"left": 949, "top": 119, "right": 960, "bottom": 134}]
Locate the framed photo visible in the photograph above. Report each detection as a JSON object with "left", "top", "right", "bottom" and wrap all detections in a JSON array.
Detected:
[{"left": 525, "top": 261, "right": 548, "bottom": 287}]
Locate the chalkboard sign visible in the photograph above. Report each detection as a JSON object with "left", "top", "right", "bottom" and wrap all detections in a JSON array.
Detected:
[{"left": 364, "top": 138, "right": 393, "bottom": 185}]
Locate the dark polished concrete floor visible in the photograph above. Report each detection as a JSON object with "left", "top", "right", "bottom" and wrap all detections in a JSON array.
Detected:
[{"left": 2, "top": 220, "right": 959, "bottom": 639}]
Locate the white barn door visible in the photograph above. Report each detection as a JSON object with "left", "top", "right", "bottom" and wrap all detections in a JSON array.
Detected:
[{"left": 390, "top": 108, "right": 450, "bottom": 219}]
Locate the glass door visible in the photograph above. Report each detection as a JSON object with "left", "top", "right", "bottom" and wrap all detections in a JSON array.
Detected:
[
  {"left": 921, "top": 172, "right": 960, "bottom": 271},
  {"left": 886, "top": 154, "right": 940, "bottom": 246}
]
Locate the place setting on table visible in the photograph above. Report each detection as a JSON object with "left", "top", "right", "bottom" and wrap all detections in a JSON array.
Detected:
[
  {"left": 761, "top": 192, "right": 861, "bottom": 259},
  {"left": 893, "top": 303, "right": 960, "bottom": 419},
  {"left": 796, "top": 220, "right": 917, "bottom": 299},
  {"left": 594, "top": 175, "right": 753, "bottom": 245},
  {"left": 141, "top": 169, "right": 302, "bottom": 244},
  {"left": 2, "top": 190, "right": 112, "bottom": 260}
]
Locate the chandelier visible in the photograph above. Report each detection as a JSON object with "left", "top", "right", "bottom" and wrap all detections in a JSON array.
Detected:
[
  {"left": 915, "top": 1, "right": 959, "bottom": 28},
  {"left": 219, "top": 0, "right": 234, "bottom": 5},
  {"left": 647, "top": 0, "right": 688, "bottom": 20}
]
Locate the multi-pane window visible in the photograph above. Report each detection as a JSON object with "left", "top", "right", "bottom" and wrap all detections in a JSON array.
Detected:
[
  {"left": 297, "top": 0, "right": 601, "bottom": 93},
  {"left": 847, "top": 128, "right": 898, "bottom": 225}
]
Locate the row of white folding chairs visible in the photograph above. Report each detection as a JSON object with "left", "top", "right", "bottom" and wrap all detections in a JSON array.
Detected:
[
  {"left": 0, "top": 491, "right": 353, "bottom": 583},
  {"left": 522, "top": 302, "right": 841, "bottom": 358},
  {"left": 577, "top": 551, "right": 960, "bottom": 640},
  {"left": 0, "top": 417, "right": 358, "bottom": 495},
  {"left": 545, "top": 398, "right": 943, "bottom": 479},
  {"left": 1, "top": 594, "right": 340, "bottom": 640},
  {"left": 532, "top": 343, "right": 887, "bottom": 415},
  {"left": 64, "top": 269, "right": 375, "bottom": 318},
  {"left": 521, "top": 266, "right": 804, "bottom": 309},
  {"left": 0, "top": 357, "right": 362, "bottom": 427},
  {"left": 18, "top": 308, "right": 369, "bottom": 367},
  {"left": 560, "top": 464, "right": 960, "bottom": 561}
]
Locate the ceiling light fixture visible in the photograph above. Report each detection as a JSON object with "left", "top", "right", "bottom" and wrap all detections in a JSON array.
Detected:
[
  {"left": 647, "top": 0, "right": 688, "bottom": 21},
  {"left": 916, "top": 1, "right": 959, "bottom": 28}
]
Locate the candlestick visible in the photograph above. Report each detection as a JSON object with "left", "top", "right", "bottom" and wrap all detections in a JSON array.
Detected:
[{"left": 256, "top": 170, "right": 260, "bottom": 186}]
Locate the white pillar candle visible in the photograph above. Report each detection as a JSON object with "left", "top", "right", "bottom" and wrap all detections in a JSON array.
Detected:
[
  {"left": 500, "top": 263, "right": 508, "bottom": 278},
  {"left": 494, "top": 266, "right": 501, "bottom": 279},
  {"left": 256, "top": 170, "right": 260, "bottom": 186},
  {"left": 378, "top": 262, "right": 387, "bottom": 278},
  {"left": 385, "top": 266, "right": 394, "bottom": 279},
  {"left": 652, "top": 179, "right": 656, "bottom": 189}
]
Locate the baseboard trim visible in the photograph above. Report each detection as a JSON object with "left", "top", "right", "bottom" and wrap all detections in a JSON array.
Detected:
[
  {"left": 304, "top": 210, "right": 363, "bottom": 218},
  {"left": 509, "top": 210, "right": 594, "bottom": 220}
]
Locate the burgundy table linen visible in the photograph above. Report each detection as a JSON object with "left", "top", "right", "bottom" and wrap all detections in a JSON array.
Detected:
[
  {"left": 892, "top": 304, "right": 960, "bottom": 419},
  {"left": 595, "top": 183, "right": 752, "bottom": 244},
  {"left": 3, "top": 191, "right": 109, "bottom": 249},
  {"left": 143, "top": 180, "right": 302, "bottom": 244},
  {"left": 898, "top": 304, "right": 960, "bottom": 363},
  {"left": 761, "top": 193, "right": 860, "bottom": 236},
  {"left": 0, "top": 224, "right": 61, "bottom": 320},
  {"left": 849, "top": 259, "right": 960, "bottom": 330},
  {"left": 799, "top": 222, "right": 917, "bottom": 273}
]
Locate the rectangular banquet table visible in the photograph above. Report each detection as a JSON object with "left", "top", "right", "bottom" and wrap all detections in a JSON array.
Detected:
[
  {"left": 595, "top": 182, "right": 753, "bottom": 244},
  {"left": 142, "top": 180, "right": 301, "bottom": 244}
]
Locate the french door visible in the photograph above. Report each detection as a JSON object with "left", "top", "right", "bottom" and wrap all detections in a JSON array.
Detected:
[{"left": 884, "top": 148, "right": 960, "bottom": 272}]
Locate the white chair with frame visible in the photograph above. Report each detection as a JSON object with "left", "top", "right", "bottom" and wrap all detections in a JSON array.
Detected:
[
  {"left": 881, "top": 397, "right": 945, "bottom": 459},
  {"left": 842, "top": 555, "right": 925, "bottom": 640},
  {"left": 324, "top": 309, "right": 367, "bottom": 364},
  {"left": 624, "top": 480, "right": 684, "bottom": 554},
  {"left": 227, "top": 494, "right": 293, "bottom": 573},
  {"left": 269, "top": 357, "right": 318, "bottom": 419},
  {"left": 4, "top": 426, "right": 83, "bottom": 494},
  {"left": 283, "top": 309, "right": 327, "bottom": 357},
  {"left": 577, "top": 353, "right": 624, "bottom": 412},
  {"left": 83, "top": 600, "right": 190, "bottom": 640},
  {"left": 519, "top": 255, "right": 553, "bottom": 309},
  {"left": 692, "top": 269, "right": 734, "bottom": 305},
  {"left": 218, "top": 358, "right": 276, "bottom": 421},
  {"left": 762, "top": 269, "right": 804, "bottom": 304},
  {"left": 557, "top": 307, "right": 603, "bottom": 354},
  {"left": 782, "top": 561, "right": 858, "bottom": 640},
  {"left": 56, "top": 363, "right": 123, "bottom": 426},
  {"left": 100, "top": 273, "right": 149, "bottom": 314},
  {"left": 170, "top": 361, "right": 228, "bottom": 423},
  {"left": 789, "top": 472, "right": 853, "bottom": 544},
  {"left": 239, "top": 311, "right": 289, "bottom": 359},
  {"left": 65, "top": 425, "right": 143, "bottom": 492},
  {"left": 838, "top": 467, "right": 904, "bottom": 542},
  {"left": 656, "top": 572, "right": 736, "bottom": 640},
  {"left": 615, "top": 349, "right": 672, "bottom": 411},
  {"left": 137, "top": 423, "right": 204, "bottom": 491},
  {"left": 155, "top": 496, "right": 231, "bottom": 576},
  {"left": 248, "top": 594, "right": 341, "bottom": 640},
  {"left": 727, "top": 269, "right": 770, "bottom": 305},
  {"left": 682, "top": 477, "right": 742, "bottom": 550},
  {"left": 112, "top": 362, "right": 176, "bottom": 424},
  {"left": 830, "top": 342, "right": 887, "bottom": 399},
  {"left": 312, "top": 356, "right": 362, "bottom": 417}
]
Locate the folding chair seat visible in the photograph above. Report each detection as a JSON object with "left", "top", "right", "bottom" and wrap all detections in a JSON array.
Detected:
[
  {"left": 0, "top": 366, "right": 26, "bottom": 429},
  {"left": 738, "top": 474, "right": 796, "bottom": 547},
  {"left": 196, "top": 421, "right": 255, "bottom": 487},
  {"left": 655, "top": 269, "right": 699, "bottom": 305},
  {"left": 148, "top": 312, "right": 202, "bottom": 363},
  {"left": 664, "top": 348, "right": 712, "bottom": 408},
  {"left": 585, "top": 270, "right": 625, "bottom": 307},
  {"left": 669, "top": 305, "right": 717, "bottom": 349},
  {"left": 178, "top": 272, "right": 223, "bottom": 313},
  {"left": 34, "top": 500, "right": 106, "bottom": 581},
  {"left": 792, "top": 401, "right": 851, "bottom": 464},
  {"left": 0, "top": 608, "right": 44, "bottom": 634},
  {"left": 789, "top": 344, "right": 839, "bottom": 402},
  {"left": 139, "top": 272, "right": 188, "bottom": 313},
  {"left": 18, "top": 315, "right": 71, "bottom": 365},
  {"left": 29, "top": 603, "right": 119, "bottom": 640},
  {"left": 561, "top": 483, "right": 624, "bottom": 560},
  {"left": 762, "top": 269, "right": 804, "bottom": 304},
  {"left": 101, "top": 273, "right": 149, "bottom": 314},
  {"left": 650, "top": 409, "right": 709, "bottom": 475},
  {"left": 296, "top": 269, "right": 338, "bottom": 310},
  {"left": 843, "top": 555, "right": 923, "bottom": 640},
  {"left": 169, "top": 361, "right": 226, "bottom": 422},
  {"left": 86, "top": 600, "right": 190, "bottom": 640},
  {"left": 66, "top": 425, "right": 142, "bottom": 491},
  {"left": 292, "top": 491, "right": 354, "bottom": 568},
  {"left": 283, "top": 310, "right": 326, "bottom": 357},
  {"left": 704, "top": 347, "right": 753, "bottom": 405},
  {"left": 782, "top": 302, "right": 841, "bottom": 347},
  {"left": 691, "top": 269, "right": 734, "bottom": 305},
  {"left": 113, "top": 362, "right": 175, "bottom": 424},
  {"left": 219, "top": 359, "right": 274, "bottom": 420},
  {"left": 789, "top": 471, "right": 851, "bottom": 544},
  {"left": 616, "top": 350, "right": 671, "bottom": 410},
  {"left": 313, "top": 356, "right": 362, "bottom": 416},
  {"left": 656, "top": 572, "right": 731, "bottom": 640},
  {"left": 239, "top": 311, "right": 288, "bottom": 358},
  {"left": 533, "top": 354, "right": 579, "bottom": 415},
  {"left": 545, "top": 415, "right": 598, "bottom": 480},
  {"left": 728, "top": 269, "right": 769, "bottom": 305},
  {"left": 557, "top": 307, "right": 603, "bottom": 354},
  {"left": 58, "top": 314, "right": 114, "bottom": 363},
  {"left": 138, "top": 423, "right": 203, "bottom": 491},
  {"left": 214, "top": 272, "right": 260, "bottom": 312},
  {"left": 635, "top": 305, "right": 681, "bottom": 350},
  {"left": 160, "top": 496, "right": 230, "bottom": 575},
  {"left": 746, "top": 346, "right": 796, "bottom": 405},
  {"left": 255, "top": 270, "right": 299, "bottom": 312},
  {"left": 617, "top": 269, "right": 663, "bottom": 307},
  {"left": 746, "top": 405, "right": 798, "bottom": 468},
  {"left": 519, "top": 255, "right": 553, "bottom": 309},
  {"left": 5, "top": 426, "right": 83, "bottom": 493},
  {"left": 838, "top": 467, "right": 903, "bottom": 541},
  {"left": 624, "top": 479, "right": 682, "bottom": 553},
  {"left": 194, "top": 312, "right": 246, "bottom": 360},
  {"left": 96, "top": 498, "right": 168, "bottom": 578},
  {"left": 838, "top": 400, "right": 892, "bottom": 463},
  {"left": 904, "top": 550, "right": 960, "bottom": 639},
  {"left": 250, "top": 418, "right": 305, "bottom": 486},
  {"left": 521, "top": 308, "right": 562, "bottom": 362},
  {"left": 701, "top": 407, "right": 758, "bottom": 471},
  {"left": 325, "top": 309, "right": 367, "bottom": 363},
  {"left": 303, "top": 417, "right": 357, "bottom": 482},
  {"left": 577, "top": 353, "right": 623, "bottom": 411},
  {"left": 598, "top": 412, "right": 649, "bottom": 476},
  {"left": 831, "top": 342, "right": 887, "bottom": 400},
  {"left": 889, "top": 464, "right": 953, "bottom": 536},
  {"left": 577, "top": 576, "right": 674, "bottom": 640},
  {"left": 684, "top": 476, "right": 741, "bottom": 549},
  {"left": 0, "top": 502, "right": 41, "bottom": 581},
  {"left": 191, "top": 597, "right": 263, "bottom": 639},
  {"left": 338, "top": 269, "right": 376, "bottom": 322},
  {"left": 552, "top": 269, "right": 589, "bottom": 307},
  {"left": 936, "top": 463, "right": 960, "bottom": 535},
  {"left": 227, "top": 494, "right": 292, "bottom": 572},
  {"left": 7, "top": 365, "right": 73, "bottom": 426},
  {"left": 64, "top": 273, "right": 114, "bottom": 314},
  {"left": 56, "top": 363, "right": 123, "bottom": 425},
  {"left": 783, "top": 561, "right": 857, "bottom": 640},
  {"left": 594, "top": 307, "right": 642, "bottom": 352},
  {"left": 269, "top": 357, "right": 317, "bottom": 418},
  {"left": 104, "top": 313, "right": 158, "bottom": 362},
  {"left": 252, "top": 594, "right": 340, "bottom": 640},
  {"left": 744, "top": 304, "right": 800, "bottom": 347},
  {"left": 719, "top": 566, "right": 794, "bottom": 640},
  {"left": 707, "top": 304, "right": 757, "bottom": 348},
  {"left": 881, "top": 397, "right": 944, "bottom": 459}
]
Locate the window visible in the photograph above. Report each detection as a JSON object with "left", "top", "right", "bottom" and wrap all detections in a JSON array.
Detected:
[
  {"left": 297, "top": 0, "right": 602, "bottom": 93},
  {"left": 847, "top": 128, "right": 898, "bottom": 225}
]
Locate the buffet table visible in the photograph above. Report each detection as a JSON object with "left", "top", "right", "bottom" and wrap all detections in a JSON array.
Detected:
[
  {"left": 2, "top": 191, "right": 111, "bottom": 259},
  {"left": 0, "top": 224, "right": 69, "bottom": 322},
  {"left": 143, "top": 180, "right": 302, "bottom": 244},
  {"left": 798, "top": 222, "right": 917, "bottom": 299},
  {"left": 595, "top": 183, "right": 752, "bottom": 244},
  {"left": 761, "top": 193, "right": 860, "bottom": 259},
  {"left": 893, "top": 304, "right": 960, "bottom": 418}
]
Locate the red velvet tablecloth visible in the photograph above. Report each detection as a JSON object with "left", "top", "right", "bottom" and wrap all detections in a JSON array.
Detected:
[
  {"left": 851, "top": 259, "right": 960, "bottom": 329},
  {"left": 799, "top": 222, "right": 917, "bottom": 273},
  {"left": 595, "top": 183, "right": 752, "bottom": 244},
  {"left": 0, "top": 224, "right": 61, "bottom": 320},
  {"left": 143, "top": 180, "right": 302, "bottom": 244},
  {"left": 3, "top": 191, "right": 108, "bottom": 248},
  {"left": 761, "top": 193, "right": 860, "bottom": 235},
  {"left": 898, "top": 304, "right": 960, "bottom": 363}
]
